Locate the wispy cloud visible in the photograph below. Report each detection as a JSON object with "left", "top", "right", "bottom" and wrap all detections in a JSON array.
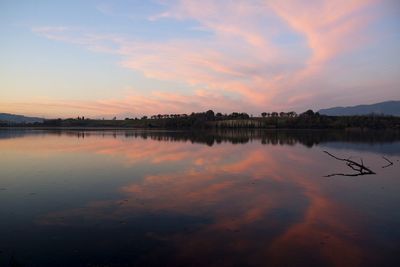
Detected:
[
  {"left": 1, "top": 89, "right": 248, "bottom": 118},
  {"left": 26, "top": 0, "right": 394, "bottom": 116}
]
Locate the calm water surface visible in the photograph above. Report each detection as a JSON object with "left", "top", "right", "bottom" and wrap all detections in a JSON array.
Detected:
[{"left": 0, "top": 129, "right": 399, "bottom": 267}]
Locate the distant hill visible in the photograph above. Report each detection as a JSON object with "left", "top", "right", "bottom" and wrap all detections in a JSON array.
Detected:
[
  {"left": 318, "top": 101, "right": 400, "bottom": 116},
  {"left": 0, "top": 113, "right": 44, "bottom": 124}
]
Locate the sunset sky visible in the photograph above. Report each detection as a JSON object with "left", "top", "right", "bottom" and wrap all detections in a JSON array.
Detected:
[{"left": 1, "top": 0, "right": 399, "bottom": 118}]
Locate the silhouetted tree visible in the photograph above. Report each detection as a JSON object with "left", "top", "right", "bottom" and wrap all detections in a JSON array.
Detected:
[
  {"left": 205, "top": 110, "right": 215, "bottom": 120},
  {"left": 302, "top": 109, "right": 315, "bottom": 117},
  {"left": 240, "top": 112, "right": 250, "bottom": 119}
]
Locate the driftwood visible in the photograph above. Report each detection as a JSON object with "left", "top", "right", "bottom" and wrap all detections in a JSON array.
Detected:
[
  {"left": 323, "top": 151, "right": 376, "bottom": 177},
  {"left": 381, "top": 156, "right": 394, "bottom": 168}
]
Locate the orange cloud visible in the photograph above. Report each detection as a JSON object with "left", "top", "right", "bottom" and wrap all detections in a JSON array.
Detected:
[
  {"left": 0, "top": 90, "right": 248, "bottom": 118},
  {"left": 269, "top": 0, "right": 376, "bottom": 72}
]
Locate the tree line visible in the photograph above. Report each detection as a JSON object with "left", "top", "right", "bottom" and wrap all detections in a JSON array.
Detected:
[{"left": 2, "top": 109, "right": 400, "bottom": 129}]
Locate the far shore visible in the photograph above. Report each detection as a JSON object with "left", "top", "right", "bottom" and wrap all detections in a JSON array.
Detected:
[{"left": 2, "top": 110, "right": 400, "bottom": 130}]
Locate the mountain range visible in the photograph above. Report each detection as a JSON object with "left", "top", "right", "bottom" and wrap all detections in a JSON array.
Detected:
[
  {"left": 318, "top": 101, "right": 400, "bottom": 116},
  {"left": 0, "top": 113, "right": 44, "bottom": 124}
]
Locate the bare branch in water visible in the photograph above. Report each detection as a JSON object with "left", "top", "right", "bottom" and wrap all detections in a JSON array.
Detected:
[
  {"left": 324, "top": 173, "right": 367, "bottom": 177},
  {"left": 323, "top": 151, "right": 376, "bottom": 177},
  {"left": 382, "top": 156, "right": 394, "bottom": 168}
]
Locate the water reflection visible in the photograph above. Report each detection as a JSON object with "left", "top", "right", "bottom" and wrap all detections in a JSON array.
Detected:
[
  {"left": 2, "top": 128, "right": 400, "bottom": 152},
  {"left": 0, "top": 129, "right": 399, "bottom": 267}
]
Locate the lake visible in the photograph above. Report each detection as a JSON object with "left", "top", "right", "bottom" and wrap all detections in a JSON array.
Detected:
[{"left": 0, "top": 129, "right": 399, "bottom": 267}]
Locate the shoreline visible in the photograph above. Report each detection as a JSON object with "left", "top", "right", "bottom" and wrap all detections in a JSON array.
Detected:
[{"left": 1, "top": 126, "right": 398, "bottom": 131}]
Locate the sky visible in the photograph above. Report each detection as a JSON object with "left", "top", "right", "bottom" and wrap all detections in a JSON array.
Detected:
[{"left": 0, "top": 0, "right": 399, "bottom": 118}]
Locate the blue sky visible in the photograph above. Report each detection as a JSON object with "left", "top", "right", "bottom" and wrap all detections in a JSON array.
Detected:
[{"left": 1, "top": 0, "right": 399, "bottom": 118}]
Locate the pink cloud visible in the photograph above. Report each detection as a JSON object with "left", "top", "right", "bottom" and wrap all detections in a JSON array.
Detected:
[
  {"left": 25, "top": 0, "right": 392, "bottom": 117},
  {"left": 0, "top": 90, "right": 249, "bottom": 118},
  {"left": 269, "top": 0, "right": 376, "bottom": 71}
]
